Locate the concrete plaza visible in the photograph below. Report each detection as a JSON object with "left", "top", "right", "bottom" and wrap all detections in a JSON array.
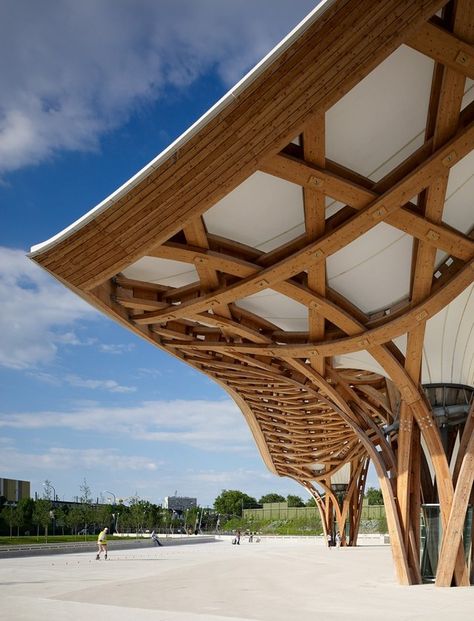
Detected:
[{"left": 1, "top": 538, "right": 472, "bottom": 620}]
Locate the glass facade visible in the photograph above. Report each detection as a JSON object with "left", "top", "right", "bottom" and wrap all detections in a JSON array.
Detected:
[{"left": 420, "top": 504, "right": 473, "bottom": 582}]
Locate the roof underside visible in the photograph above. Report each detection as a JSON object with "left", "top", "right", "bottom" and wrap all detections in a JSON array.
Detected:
[{"left": 30, "top": 0, "right": 474, "bottom": 487}]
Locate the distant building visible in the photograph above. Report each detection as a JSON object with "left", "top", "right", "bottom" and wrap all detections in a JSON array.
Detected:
[
  {"left": 164, "top": 496, "right": 197, "bottom": 512},
  {"left": 0, "top": 478, "right": 30, "bottom": 503}
]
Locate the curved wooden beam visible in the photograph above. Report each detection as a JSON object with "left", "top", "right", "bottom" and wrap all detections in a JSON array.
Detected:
[
  {"left": 178, "top": 261, "right": 472, "bottom": 357},
  {"left": 260, "top": 152, "right": 474, "bottom": 261}
]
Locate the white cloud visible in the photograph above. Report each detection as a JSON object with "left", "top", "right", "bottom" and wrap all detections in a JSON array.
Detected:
[
  {"left": 26, "top": 371, "right": 62, "bottom": 386},
  {"left": 187, "top": 468, "right": 274, "bottom": 485},
  {"left": 0, "top": 445, "right": 160, "bottom": 475},
  {"left": 152, "top": 466, "right": 307, "bottom": 506},
  {"left": 99, "top": 343, "right": 135, "bottom": 355},
  {"left": 0, "top": 247, "right": 97, "bottom": 369},
  {"left": 64, "top": 374, "right": 136, "bottom": 393},
  {"left": 56, "top": 332, "right": 97, "bottom": 347},
  {"left": 0, "top": 441, "right": 305, "bottom": 505},
  {"left": 0, "top": 0, "right": 316, "bottom": 173},
  {"left": 0, "top": 398, "right": 254, "bottom": 452}
]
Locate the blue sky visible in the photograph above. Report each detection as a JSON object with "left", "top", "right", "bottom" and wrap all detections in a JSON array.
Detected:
[{"left": 0, "top": 0, "right": 329, "bottom": 506}]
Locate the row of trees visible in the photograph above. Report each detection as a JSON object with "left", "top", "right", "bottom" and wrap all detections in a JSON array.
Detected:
[
  {"left": 0, "top": 484, "right": 384, "bottom": 538},
  {"left": 0, "top": 497, "right": 213, "bottom": 539},
  {"left": 213, "top": 490, "right": 316, "bottom": 516},
  {"left": 212, "top": 487, "right": 383, "bottom": 517}
]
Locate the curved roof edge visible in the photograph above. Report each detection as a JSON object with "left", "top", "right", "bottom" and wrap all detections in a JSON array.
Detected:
[{"left": 29, "top": 0, "right": 335, "bottom": 258}]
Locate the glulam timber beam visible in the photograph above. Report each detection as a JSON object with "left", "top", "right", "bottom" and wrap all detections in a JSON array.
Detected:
[
  {"left": 407, "top": 20, "right": 474, "bottom": 80},
  {"left": 260, "top": 152, "right": 474, "bottom": 261}
]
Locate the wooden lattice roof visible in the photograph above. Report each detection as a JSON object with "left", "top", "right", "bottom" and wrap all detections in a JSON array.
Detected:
[{"left": 29, "top": 2, "right": 474, "bottom": 585}]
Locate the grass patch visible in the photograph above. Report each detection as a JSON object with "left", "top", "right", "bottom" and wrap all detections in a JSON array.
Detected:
[
  {"left": 221, "top": 516, "right": 323, "bottom": 536},
  {"left": 0, "top": 535, "right": 132, "bottom": 546}
]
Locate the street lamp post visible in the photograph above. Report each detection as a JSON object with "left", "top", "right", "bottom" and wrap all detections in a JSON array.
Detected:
[
  {"left": 104, "top": 490, "right": 117, "bottom": 504},
  {"left": 43, "top": 482, "right": 57, "bottom": 536},
  {"left": 104, "top": 491, "right": 118, "bottom": 532}
]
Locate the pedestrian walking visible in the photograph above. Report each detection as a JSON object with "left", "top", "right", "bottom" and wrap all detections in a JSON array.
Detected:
[
  {"left": 96, "top": 527, "right": 108, "bottom": 560},
  {"left": 151, "top": 530, "right": 163, "bottom": 547}
]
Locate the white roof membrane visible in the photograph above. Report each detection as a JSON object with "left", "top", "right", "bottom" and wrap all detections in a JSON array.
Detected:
[
  {"left": 326, "top": 223, "right": 413, "bottom": 314},
  {"left": 203, "top": 172, "right": 305, "bottom": 253},
  {"left": 325, "top": 45, "right": 434, "bottom": 182},
  {"left": 122, "top": 257, "right": 199, "bottom": 288},
  {"left": 235, "top": 289, "right": 308, "bottom": 332},
  {"left": 421, "top": 285, "right": 474, "bottom": 385}
]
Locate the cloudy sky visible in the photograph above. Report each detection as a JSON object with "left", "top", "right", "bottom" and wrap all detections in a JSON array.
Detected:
[{"left": 0, "top": 0, "right": 326, "bottom": 506}]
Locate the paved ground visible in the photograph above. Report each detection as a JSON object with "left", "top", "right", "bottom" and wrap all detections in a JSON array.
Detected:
[{"left": 1, "top": 538, "right": 472, "bottom": 620}]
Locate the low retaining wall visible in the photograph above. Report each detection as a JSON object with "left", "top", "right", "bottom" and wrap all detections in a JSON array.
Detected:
[{"left": 216, "top": 534, "right": 389, "bottom": 546}]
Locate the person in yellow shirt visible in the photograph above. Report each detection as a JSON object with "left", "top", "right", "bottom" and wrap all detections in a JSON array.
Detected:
[{"left": 96, "top": 527, "right": 108, "bottom": 560}]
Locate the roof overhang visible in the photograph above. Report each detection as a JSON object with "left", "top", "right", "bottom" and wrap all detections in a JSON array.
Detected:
[{"left": 29, "top": 0, "right": 474, "bottom": 489}]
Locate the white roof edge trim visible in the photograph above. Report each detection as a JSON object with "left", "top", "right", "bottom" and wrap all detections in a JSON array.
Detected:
[{"left": 30, "top": 0, "right": 335, "bottom": 257}]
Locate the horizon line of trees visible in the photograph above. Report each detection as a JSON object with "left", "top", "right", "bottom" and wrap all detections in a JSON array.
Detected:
[{"left": 0, "top": 480, "right": 384, "bottom": 538}]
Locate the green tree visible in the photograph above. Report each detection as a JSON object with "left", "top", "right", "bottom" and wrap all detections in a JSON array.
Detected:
[
  {"left": 305, "top": 497, "right": 316, "bottom": 507},
  {"left": 16, "top": 498, "right": 35, "bottom": 535},
  {"left": 365, "top": 487, "right": 383, "bottom": 505},
  {"left": 1, "top": 504, "right": 18, "bottom": 537},
  {"left": 148, "top": 503, "right": 163, "bottom": 531},
  {"left": 185, "top": 507, "right": 200, "bottom": 532},
  {"left": 141, "top": 501, "right": 159, "bottom": 531},
  {"left": 213, "top": 490, "right": 257, "bottom": 517},
  {"left": 258, "top": 493, "right": 285, "bottom": 504},
  {"left": 32, "top": 499, "right": 52, "bottom": 540},
  {"left": 67, "top": 505, "right": 84, "bottom": 535},
  {"left": 54, "top": 504, "right": 68, "bottom": 535},
  {"left": 287, "top": 494, "right": 305, "bottom": 507},
  {"left": 117, "top": 505, "right": 131, "bottom": 532},
  {"left": 96, "top": 503, "right": 113, "bottom": 531},
  {"left": 78, "top": 478, "right": 94, "bottom": 534},
  {"left": 128, "top": 497, "right": 150, "bottom": 535}
]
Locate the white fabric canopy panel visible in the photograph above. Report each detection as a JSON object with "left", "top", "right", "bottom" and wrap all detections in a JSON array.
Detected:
[
  {"left": 326, "top": 222, "right": 413, "bottom": 314},
  {"left": 122, "top": 257, "right": 199, "bottom": 288},
  {"left": 235, "top": 289, "right": 308, "bottom": 332},
  {"left": 421, "top": 285, "right": 474, "bottom": 386},
  {"left": 333, "top": 350, "right": 388, "bottom": 378},
  {"left": 442, "top": 149, "right": 474, "bottom": 237},
  {"left": 326, "top": 45, "right": 434, "bottom": 182},
  {"left": 203, "top": 171, "right": 304, "bottom": 253}
]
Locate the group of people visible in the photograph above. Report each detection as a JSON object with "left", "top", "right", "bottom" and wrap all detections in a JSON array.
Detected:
[
  {"left": 95, "top": 525, "right": 341, "bottom": 559},
  {"left": 95, "top": 527, "right": 163, "bottom": 560},
  {"left": 231, "top": 530, "right": 261, "bottom": 545}
]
